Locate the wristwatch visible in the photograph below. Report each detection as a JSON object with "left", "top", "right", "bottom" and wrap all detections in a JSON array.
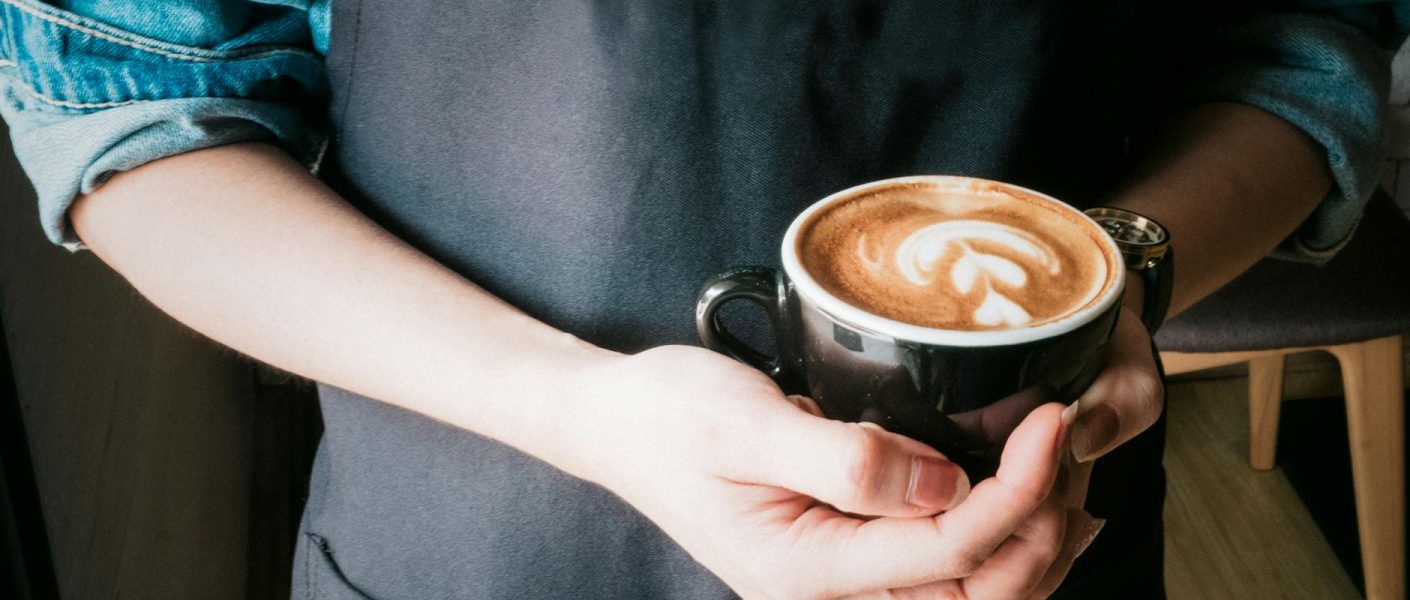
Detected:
[{"left": 1084, "top": 207, "right": 1174, "bottom": 334}]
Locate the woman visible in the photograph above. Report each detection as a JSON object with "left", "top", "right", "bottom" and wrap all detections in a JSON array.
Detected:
[{"left": 0, "top": 1, "right": 1398, "bottom": 597}]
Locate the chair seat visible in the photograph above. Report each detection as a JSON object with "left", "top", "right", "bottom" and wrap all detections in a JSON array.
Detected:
[{"left": 1155, "top": 192, "right": 1410, "bottom": 353}]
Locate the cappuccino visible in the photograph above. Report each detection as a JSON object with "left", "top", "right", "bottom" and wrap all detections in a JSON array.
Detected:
[
  {"left": 796, "top": 179, "right": 1115, "bottom": 331},
  {"left": 701, "top": 175, "right": 1127, "bottom": 470}
]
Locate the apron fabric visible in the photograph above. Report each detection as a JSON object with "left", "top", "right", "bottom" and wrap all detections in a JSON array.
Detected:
[{"left": 296, "top": 1, "right": 1169, "bottom": 597}]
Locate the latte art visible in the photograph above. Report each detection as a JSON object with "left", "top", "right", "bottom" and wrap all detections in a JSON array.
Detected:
[
  {"left": 880, "top": 220, "right": 1063, "bottom": 327},
  {"left": 797, "top": 180, "right": 1114, "bottom": 331}
]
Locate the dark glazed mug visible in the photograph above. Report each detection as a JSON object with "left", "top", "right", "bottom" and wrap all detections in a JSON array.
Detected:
[{"left": 695, "top": 176, "right": 1124, "bottom": 476}]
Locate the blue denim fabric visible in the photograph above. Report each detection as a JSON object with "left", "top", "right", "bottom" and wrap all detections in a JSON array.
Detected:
[
  {"left": 0, "top": 0, "right": 329, "bottom": 250},
  {"left": 1179, "top": 9, "right": 1401, "bottom": 261},
  {"left": 0, "top": 0, "right": 1402, "bottom": 258}
]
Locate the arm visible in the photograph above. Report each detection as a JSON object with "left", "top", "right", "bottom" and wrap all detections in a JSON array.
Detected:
[
  {"left": 1066, "top": 2, "right": 1400, "bottom": 464},
  {"left": 1110, "top": 102, "right": 1332, "bottom": 316},
  {"left": 72, "top": 143, "right": 611, "bottom": 474},
  {"left": 8, "top": 3, "right": 1084, "bottom": 596},
  {"left": 1065, "top": 0, "right": 1403, "bottom": 461},
  {"left": 1060, "top": 102, "right": 1332, "bottom": 473},
  {"left": 1032, "top": 99, "right": 1343, "bottom": 598},
  {"left": 70, "top": 142, "right": 1082, "bottom": 599},
  {"left": 1048, "top": 8, "right": 1402, "bottom": 570},
  {"left": 1104, "top": 2, "right": 1404, "bottom": 314}
]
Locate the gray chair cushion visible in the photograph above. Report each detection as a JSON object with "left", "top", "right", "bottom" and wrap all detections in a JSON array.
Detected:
[{"left": 1155, "top": 192, "right": 1410, "bottom": 353}]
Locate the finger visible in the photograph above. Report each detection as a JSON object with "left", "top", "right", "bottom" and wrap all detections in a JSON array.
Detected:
[
  {"left": 812, "top": 403, "right": 1067, "bottom": 594},
  {"left": 732, "top": 414, "right": 971, "bottom": 517},
  {"left": 838, "top": 584, "right": 963, "bottom": 600},
  {"left": 1069, "top": 308, "right": 1163, "bottom": 463},
  {"left": 882, "top": 502, "right": 1068, "bottom": 600},
  {"left": 947, "top": 386, "right": 1051, "bottom": 448},
  {"left": 959, "top": 500, "right": 1068, "bottom": 599},
  {"left": 1051, "top": 456, "right": 1094, "bottom": 509},
  {"left": 1027, "top": 510, "right": 1105, "bottom": 599},
  {"left": 855, "top": 581, "right": 961, "bottom": 599}
]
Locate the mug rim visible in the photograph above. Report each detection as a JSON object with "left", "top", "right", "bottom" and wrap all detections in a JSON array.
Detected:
[{"left": 780, "top": 175, "right": 1126, "bottom": 347}]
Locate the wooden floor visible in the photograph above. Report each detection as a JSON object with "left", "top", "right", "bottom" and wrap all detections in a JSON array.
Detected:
[{"left": 1164, "top": 376, "right": 1362, "bottom": 600}]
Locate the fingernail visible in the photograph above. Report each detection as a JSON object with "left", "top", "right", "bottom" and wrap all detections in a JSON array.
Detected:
[
  {"left": 1070, "top": 403, "right": 1119, "bottom": 463},
  {"left": 1076, "top": 378, "right": 1112, "bottom": 407},
  {"left": 1075, "top": 518, "right": 1107, "bottom": 556},
  {"left": 908, "top": 456, "right": 969, "bottom": 511},
  {"left": 1061, "top": 399, "right": 1081, "bottom": 425}
]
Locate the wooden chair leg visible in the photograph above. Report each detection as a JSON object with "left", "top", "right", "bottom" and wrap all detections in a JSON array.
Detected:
[
  {"left": 1247, "top": 354, "right": 1285, "bottom": 470},
  {"left": 1328, "top": 336, "right": 1405, "bottom": 600}
]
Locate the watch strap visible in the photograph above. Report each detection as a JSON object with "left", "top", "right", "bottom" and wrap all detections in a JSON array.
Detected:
[{"left": 1139, "top": 246, "right": 1174, "bottom": 335}]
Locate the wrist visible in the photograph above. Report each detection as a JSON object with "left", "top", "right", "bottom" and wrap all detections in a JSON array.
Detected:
[
  {"left": 549, "top": 348, "right": 690, "bottom": 489},
  {"left": 547, "top": 345, "right": 778, "bottom": 495},
  {"left": 1085, "top": 206, "right": 1172, "bottom": 334},
  {"left": 539, "top": 339, "right": 628, "bottom": 482},
  {"left": 429, "top": 326, "right": 621, "bottom": 481}
]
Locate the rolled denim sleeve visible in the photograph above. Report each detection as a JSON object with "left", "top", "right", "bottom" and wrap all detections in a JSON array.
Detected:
[
  {"left": 0, "top": 0, "right": 328, "bottom": 250},
  {"left": 1174, "top": 2, "right": 1408, "bottom": 262}
]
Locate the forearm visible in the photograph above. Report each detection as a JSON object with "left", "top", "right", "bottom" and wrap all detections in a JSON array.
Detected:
[
  {"left": 70, "top": 142, "right": 615, "bottom": 477},
  {"left": 1107, "top": 102, "right": 1333, "bottom": 316}
]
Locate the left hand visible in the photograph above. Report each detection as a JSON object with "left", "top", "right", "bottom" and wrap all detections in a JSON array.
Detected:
[
  {"left": 791, "top": 306, "right": 1162, "bottom": 599},
  {"left": 1026, "top": 306, "right": 1164, "bottom": 597},
  {"left": 1067, "top": 306, "right": 1164, "bottom": 466}
]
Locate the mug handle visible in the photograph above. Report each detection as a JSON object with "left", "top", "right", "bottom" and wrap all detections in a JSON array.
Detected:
[{"left": 695, "top": 266, "right": 789, "bottom": 380}]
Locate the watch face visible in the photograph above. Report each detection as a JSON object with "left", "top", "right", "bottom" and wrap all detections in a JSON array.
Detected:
[
  {"left": 1084, "top": 207, "right": 1169, "bottom": 271},
  {"left": 1093, "top": 216, "right": 1165, "bottom": 246}
]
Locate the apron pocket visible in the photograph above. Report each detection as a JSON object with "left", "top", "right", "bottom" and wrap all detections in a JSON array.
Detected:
[{"left": 298, "top": 533, "right": 377, "bottom": 600}]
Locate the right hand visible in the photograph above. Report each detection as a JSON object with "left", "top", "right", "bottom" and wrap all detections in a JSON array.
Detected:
[{"left": 569, "top": 345, "right": 1096, "bottom": 599}]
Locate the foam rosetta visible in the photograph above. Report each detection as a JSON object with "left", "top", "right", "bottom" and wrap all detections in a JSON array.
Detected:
[
  {"left": 798, "top": 181, "right": 1111, "bottom": 331},
  {"left": 888, "top": 220, "right": 1064, "bottom": 327}
]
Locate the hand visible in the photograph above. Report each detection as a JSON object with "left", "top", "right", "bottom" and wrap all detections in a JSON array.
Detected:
[
  {"left": 1067, "top": 307, "right": 1164, "bottom": 468},
  {"left": 575, "top": 345, "right": 1093, "bottom": 599},
  {"left": 1023, "top": 307, "right": 1162, "bottom": 598}
]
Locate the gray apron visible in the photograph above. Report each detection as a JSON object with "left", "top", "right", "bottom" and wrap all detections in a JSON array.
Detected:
[{"left": 296, "top": 1, "right": 1169, "bottom": 597}]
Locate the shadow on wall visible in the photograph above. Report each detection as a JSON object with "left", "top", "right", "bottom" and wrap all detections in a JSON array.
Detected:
[{"left": 0, "top": 123, "right": 322, "bottom": 599}]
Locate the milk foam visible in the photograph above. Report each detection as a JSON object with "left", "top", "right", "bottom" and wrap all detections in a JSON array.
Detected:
[
  {"left": 797, "top": 181, "right": 1112, "bottom": 331},
  {"left": 882, "top": 220, "right": 1062, "bottom": 327}
]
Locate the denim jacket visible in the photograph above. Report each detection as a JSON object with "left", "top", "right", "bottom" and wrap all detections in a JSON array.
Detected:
[{"left": 0, "top": 0, "right": 1404, "bottom": 259}]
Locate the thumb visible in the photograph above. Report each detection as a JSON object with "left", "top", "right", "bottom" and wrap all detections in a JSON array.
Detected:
[{"left": 733, "top": 412, "right": 971, "bottom": 517}]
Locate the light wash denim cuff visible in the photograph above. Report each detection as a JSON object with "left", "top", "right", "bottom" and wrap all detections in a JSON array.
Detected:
[
  {"left": 0, "top": 91, "right": 324, "bottom": 251},
  {"left": 0, "top": 0, "right": 325, "bottom": 251},
  {"left": 1178, "top": 12, "right": 1392, "bottom": 264}
]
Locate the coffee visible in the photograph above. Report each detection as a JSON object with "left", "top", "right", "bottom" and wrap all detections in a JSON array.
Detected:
[
  {"left": 796, "top": 179, "right": 1115, "bottom": 331},
  {"left": 700, "top": 175, "right": 1126, "bottom": 473}
]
